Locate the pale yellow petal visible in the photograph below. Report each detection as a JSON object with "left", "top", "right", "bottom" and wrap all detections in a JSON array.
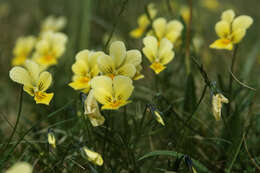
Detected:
[
  {"left": 124, "top": 50, "right": 142, "bottom": 66},
  {"left": 232, "top": 15, "right": 253, "bottom": 32},
  {"left": 88, "top": 51, "right": 103, "bottom": 68},
  {"left": 90, "top": 76, "right": 112, "bottom": 92},
  {"left": 210, "top": 38, "right": 233, "bottom": 50},
  {"left": 142, "top": 36, "right": 158, "bottom": 63},
  {"left": 24, "top": 60, "right": 41, "bottom": 83},
  {"left": 83, "top": 147, "right": 103, "bottom": 166},
  {"left": 130, "top": 28, "right": 145, "bottom": 39},
  {"left": 72, "top": 60, "right": 88, "bottom": 76},
  {"left": 215, "top": 20, "right": 230, "bottom": 38},
  {"left": 166, "top": 20, "right": 183, "bottom": 34},
  {"left": 97, "top": 54, "right": 115, "bottom": 75},
  {"left": 158, "top": 38, "right": 174, "bottom": 65},
  {"left": 152, "top": 18, "right": 167, "bottom": 40},
  {"left": 9, "top": 67, "right": 32, "bottom": 86},
  {"left": 23, "top": 85, "right": 34, "bottom": 96},
  {"left": 6, "top": 162, "right": 32, "bottom": 173},
  {"left": 221, "top": 9, "right": 235, "bottom": 23},
  {"left": 75, "top": 49, "right": 89, "bottom": 62},
  {"left": 109, "top": 41, "right": 126, "bottom": 68},
  {"left": 113, "top": 76, "right": 134, "bottom": 102},
  {"left": 232, "top": 29, "right": 246, "bottom": 43},
  {"left": 117, "top": 64, "right": 136, "bottom": 78},
  {"left": 37, "top": 71, "right": 52, "bottom": 92}
]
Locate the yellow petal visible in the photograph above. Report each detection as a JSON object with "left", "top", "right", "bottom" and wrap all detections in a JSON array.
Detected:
[
  {"left": 75, "top": 49, "right": 89, "bottom": 62},
  {"left": 9, "top": 67, "right": 32, "bottom": 87},
  {"left": 37, "top": 71, "right": 52, "bottom": 92},
  {"left": 232, "top": 15, "right": 253, "bottom": 31},
  {"left": 48, "top": 131, "right": 56, "bottom": 148},
  {"left": 158, "top": 38, "right": 174, "bottom": 65},
  {"left": 109, "top": 41, "right": 126, "bottom": 68},
  {"left": 11, "top": 56, "right": 27, "bottom": 66},
  {"left": 101, "top": 100, "right": 131, "bottom": 110},
  {"left": 209, "top": 38, "right": 233, "bottom": 50},
  {"left": 69, "top": 76, "right": 90, "bottom": 91},
  {"left": 150, "top": 62, "right": 166, "bottom": 74},
  {"left": 130, "top": 28, "right": 144, "bottom": 39},
  {"left": 154, "top": 111, "right": 165, "bottom": 126},
  {"left": 88, "top": 51, "right": 103, "bottom": 69},
  {"left": 24, "top": 60, "right": 41, "bottom": 83},
  {"left": 166, "top": 20, "right": 183, "bottom": 41},
  {"left": 83, "top": 147, "right": 103, "bottom": 166},
  {"left": 113, "top": 76, "right": 134, "bottom": 102},
  {"left": 6, "top": 162, "right": 32, "bottom": 173},
  {"left": 23, "top": 85, "right": 34, "bottom": 96},
  {"left": 72, "top": 60, "right": 88, "bottom": 76},
  {"left": 215, "top": 20, "right": 230, "bottom": 38},
  {"left": 221, "top": 9, "right": 235, "bottom": 23},
  {"left": 147, "top": 3, "right": 157, "bottom": 19},
  {"left": 142, "top": 36, "right": 158, "bottom": 63},
  {"left": 34, "top": 91, "right": 54, "bottom": 105},
  {"left": 212, "top": 94, "right": 228, "bottom": 121},
  {"left": 97, "top": 54, "right": 115, "bottom": 75},
  {"left": 232, "top": 29, "right": 246, "bottom": 43},
  {"left": 117, "top": 64, "right": 136, "bottom": 78},
  {"left": 152, "top": 18, "right": 167, "bottom": 40},
  {"left": 124, "top": 50, "right": 142, "bottom": 66}
]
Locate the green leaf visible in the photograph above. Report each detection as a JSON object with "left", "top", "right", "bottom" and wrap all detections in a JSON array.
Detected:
[{"left": 138, "top": 150, "right": 211, "bottom": 173}]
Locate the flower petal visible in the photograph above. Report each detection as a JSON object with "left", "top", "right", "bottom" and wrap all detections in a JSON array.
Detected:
[
  {"left": 210, "top": 38, "right": 233, "bottom": 50},
  {"left": 215, "top": 20, "right": 230, "bottom": 38},
  {"left": 97, "top": 54, "right": 115, "bottom": 75},
  {"left": 113, "top": 76, "right": 134, "bottom": 102},
  {"left": 109, "top": 41, "right": 126, "bottom": 68},
  {"left": 37, "top": 71, "right": 52, "bottom": 92},
  {"left": 117, "top": 64, "right": 136, "bottom": 78},
  {"left": 24, "top": 60, "right": 41, "bottom": 83},
  {"left": 232, "top": 29, "right": 246, "bottom": 43},
  {"left": 159, "top": 38, "right": 174, "bottom": 65},
  {"left": 152, "top": 18, "right": 167, "bottom": 39},
  {"left": 232, "top": 15, "right": 253, "bottom": 32},
  {"left": 221, "top": 9, "right": 235, "bottom": 23},
  {"left": 9, "top": 67, "right": 32, "bottom": 87},
  {"left": 142, "top": 36, "right": 158, "bottom": 63},
  {"left": 124, "top": 50, "right": 142, "bottom": 66},
  {"left": 34, "top": 91, "right": 54, "bottom": 105},
  {"left": 72, "top": 60, "right": 88, "bottom": 76}
]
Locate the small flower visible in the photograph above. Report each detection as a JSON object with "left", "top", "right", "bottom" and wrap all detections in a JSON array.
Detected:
[
  {"left": 130, "top": 3, "right": 157, "bottom": 38},
  {"left": 41, "top": 15, "right": 67, "bottom": 33},
  {"left": 148, "top": 104, "right": 165, "bottom": 126},
  {"left": 149, "top": 17, "right": 183, "bottom": 44},
  {"left": 212, "top": 93, "right": 229, "bottom": 121},
  {"left": 82, "top": 146, "right": 103, "bottom": 166},
  {"left": 210, "top": 9, "right": 253, "bottom": 50},
  {"left": 6, "top": 162, "right": 32, "bottom": 173},
  {"left": 84, "top": 89, "right": 105, "bottom": 126},
  {"left": 69, "top": 50, "right": 102, "bottom": 93},
  {"left": 142, "top": 36, "right": 175, "bottom": 74},
  {"left": 90, "top": 75, "right": 134, "bottom": 110},
  {"left": 33, "top": 31, "right": 67, "bottom": 68},
  {"left": 47, "top": 129, "right": 56, "bottom": 148},
  {"left": 200, "top": 0, "right": 219, "bottom": 11},
  {"left": 97, "top": 41, "right": 143, "bottom": 80},
  {"left": 9, "top": 60, "right": 54, "bottom": 105},
  {"left": 11, "top": 36, "right": 36, "bottom": 66}
]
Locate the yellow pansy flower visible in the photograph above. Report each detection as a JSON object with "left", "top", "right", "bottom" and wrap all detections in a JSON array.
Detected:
[
  {"left": 90, "top": 76, "right": 134, "bottom": 110},
  {"left": 212, "top": 93, "right": 229, "bottom": 121},
  {"left": 5, "top": 162, "right": 32, "bottom": 173},
  {"left": 210, "top": 9, "right": 253, "bottom": 50},
  {"left": 84, "top": 89, "right": 105, "bottom": 126},
  {"left": 41, "top": 15, "right": 67, "bottom": 33},
  {"left": 33, "top": 31, "right": 67, "bottom": 67},
  {"left": 82, "top": 147, "right": 103, "bottom": 166},
  {"left": 9, "top": 60, "right": 54, "bottom": 105},
  {"left": 47, "top": 129, "right": 56, "bottom": 148},
  {"left": 142, "top": 36, "right": 175, "bottom": 74},
  {"left": 69, "top": 50, "right": 101, "bottom": 93},
  {"left": 11, "top": 36, "right": 36, "bottom": 66},
  {"left": 150, "top": 17, "right": 183, "bottom": 44},
  {"left": 130, "top": 3, "right": 157, "bottom": 38},
  {"left": 98, "top": 41, "right": 143, "bottom": 80}
]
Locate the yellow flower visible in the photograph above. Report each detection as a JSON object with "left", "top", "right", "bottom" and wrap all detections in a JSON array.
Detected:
[
  {"left": 41, "top": 15, "right": 67, "bottom": 33},
  {"left": 150, "top": 17, "right": 183, "bottom": 44},
  {"left": 212, "top": 93, "right": 229, "bottom": 121},
  {"left": 5, "top": 162, "right": 32, "bottom": 173},
  {"left": 82, "top": 147, "right": 103, "bottom": 166},
  {"left": 210, "top": 9, "right": 253, "bottom": 50},
  {"left": 84, "top": 89, "right": 105, "bottom": 126},
  {"left": 9, "top": 60, "right": 54, "bottom": 105},
  {"left": 11, "top": 36, "right": 36, "bottom": 66},
  {"left": 47, "top": 129, "right": 56, "bottom": 148},
  {"left": 33, "top": 31, "right": 67, "bottom": 67},
  {"left": 142, "top": 36, "right": 175, "bottom": 74},
  {"left": 69, "top": 50, "right": 102, "bottom": 93},
  {"left": 97, "top": 41, "right": 143, "bottom": 80},
  {"left": 200, "top": 0, "right": 219, "bottom": 11},
  {"left": 90, "top": 76, "right": 134, "bottom": 110},
  {"left": 130, "top": 3, "right": 157, "bottom": 38}
]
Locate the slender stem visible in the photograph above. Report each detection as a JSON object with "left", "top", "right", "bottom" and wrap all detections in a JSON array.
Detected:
[
  {"left": 226, "top": 45, "right": 238, "bottom": 116},
  {"left": 3, "top": 86, "right": 23, "bottom": 152},
  {"left": 185, "top": 0, "right": 193, "bottom": 75}
]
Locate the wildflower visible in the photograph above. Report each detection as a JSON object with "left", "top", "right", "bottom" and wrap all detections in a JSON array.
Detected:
[
  {"left": 84, "top": 89, "right": 105, "bottom": 126},
  {"left": 142, "top": 36, "right": 175, "bottom": 74},
  {"left": 41, "top": 15, "right": 67, "bottom": 33},
  {"left": 130, "top": 3, "right": 157, "bottom": 38},
  {"left": 90, "top": 75, "right": 134, "bottom": 110},
  {"left": 212, "top": 93, "right": 229, "bottom": 121},
  {"left": 33, "top": 31, "right": 67, "bottom": 68},
  {"left": 210, "top": 9, "right": 253, "bottom": 50},
  {"left": 150, "top": 17, "right": 183, "bottom": 44},
  {"left": 6, "top": 162, "right": 32, "bottom": 173},
  {"left": 9, "top": 60, "right": 54, "bottom": 105},
  {"left": 98, "top": 41, "right": 143, "bottom": 80},
  {"left": 148, "top": 104, "right": 165, "bottom": 126},
  {"left": 82, "top": 146, "right": 103, "bottom": 166},
  {"left": 69, "top": 50, "right": 102, "bottom": 93},
  {"left": 11, "top": 36, "right": 36, "bottom": 66},
  {"left": 47, "top": 129, "right": 56, "bottom": 148}
]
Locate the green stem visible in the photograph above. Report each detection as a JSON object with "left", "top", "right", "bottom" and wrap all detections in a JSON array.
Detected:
[{"left": 226, "top": 45, "right": 238, "bottom": 116}]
